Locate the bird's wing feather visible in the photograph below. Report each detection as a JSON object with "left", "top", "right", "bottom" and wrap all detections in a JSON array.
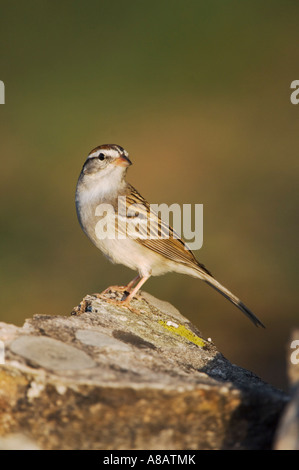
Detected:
[{"left": 117, "top": 185, "right": 212, "bottom": 276}]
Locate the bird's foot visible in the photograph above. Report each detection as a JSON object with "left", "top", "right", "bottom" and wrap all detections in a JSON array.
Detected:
[
  {"left": 94, "top": 292, "right": 141, "bottom": 315},
  {"left": 101, "top": 285, "right": 129, "bottom": 295}
]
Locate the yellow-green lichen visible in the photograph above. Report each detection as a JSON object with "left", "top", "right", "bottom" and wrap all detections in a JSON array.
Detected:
[{"left": 158, "top": 320, "right": 206, "bottom": 348}]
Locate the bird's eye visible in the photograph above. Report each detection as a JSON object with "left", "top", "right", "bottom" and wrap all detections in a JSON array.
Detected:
[{"left": 98, "top": 153, "right": 105, "bottom": 161}]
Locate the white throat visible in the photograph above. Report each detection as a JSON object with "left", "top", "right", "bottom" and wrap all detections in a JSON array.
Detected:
[{"left": 77, "top": 165, "right": 127, "bottom": 207}]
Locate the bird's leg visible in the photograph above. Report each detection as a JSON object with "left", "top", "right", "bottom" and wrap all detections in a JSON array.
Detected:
[
  {"left": 95, "top": 275, "right": 150, "bottom": 314},
  {"left": 120, "top": 275, "right": 150, "bottom": 305},
  {"left": 124, "top": 275, "right": 141, "bottom": 292},
  {"left": 100, "top": 275, "right": 140, "bottom": 296}
]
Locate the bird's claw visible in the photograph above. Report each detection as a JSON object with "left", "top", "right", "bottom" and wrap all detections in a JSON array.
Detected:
[{"left": 95, "top": 292, "right": 141, "bottom": 314}]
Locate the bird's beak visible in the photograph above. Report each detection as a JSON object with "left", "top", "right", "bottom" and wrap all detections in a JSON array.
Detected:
[{"left": 113, "top": 155, "right": 132, "bottom": 167}]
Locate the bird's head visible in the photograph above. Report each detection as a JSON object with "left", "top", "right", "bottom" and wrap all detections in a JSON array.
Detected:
[{"left": 82, "top": 144, "right": 132, "bottom": 179}]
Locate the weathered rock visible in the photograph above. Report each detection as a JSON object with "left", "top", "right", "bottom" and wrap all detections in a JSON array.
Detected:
[
  {"left": 0, "top": 290, "right": 288, "bottom": 450},
  {"left": 274, "top": 329, "right": 299, "bottom": 450}
]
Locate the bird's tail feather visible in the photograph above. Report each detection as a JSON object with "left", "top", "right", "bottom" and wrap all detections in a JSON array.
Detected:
[{"left": 192, "top": 267, "right": 265, "bottom": 328}]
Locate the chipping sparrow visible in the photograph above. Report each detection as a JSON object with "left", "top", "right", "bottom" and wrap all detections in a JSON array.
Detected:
[{"left": 75, "top": 144, "right": 264, "bottom": 327}]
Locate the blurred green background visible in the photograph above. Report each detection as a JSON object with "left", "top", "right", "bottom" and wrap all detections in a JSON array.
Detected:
[{"left": 0, "top": 0, "right": 298, "bottom": 390}]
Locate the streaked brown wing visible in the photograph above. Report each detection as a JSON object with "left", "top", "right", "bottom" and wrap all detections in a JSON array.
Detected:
[{"left": 122, "top": 185, "right": 211, "bottom": 275}]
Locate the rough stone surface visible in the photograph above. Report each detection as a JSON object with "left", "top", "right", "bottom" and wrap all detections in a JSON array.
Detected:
[
  {"left": 274, "top": 329, "right": 299, "bottom": 450},
  {"left": 10, "top": 335, "right": 96, "bottom": 370},
  {"left": 0, "top": 290, "right": 289, "bottom": 450}
]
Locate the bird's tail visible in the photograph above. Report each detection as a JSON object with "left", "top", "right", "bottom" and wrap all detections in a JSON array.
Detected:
[{"left": 191, "top": 266, "right": 265, "bottom": 328}]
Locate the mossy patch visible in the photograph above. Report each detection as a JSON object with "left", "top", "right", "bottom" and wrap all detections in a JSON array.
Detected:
[{"left": 158, "top": 320, "right": 206, "bottom": 348}]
